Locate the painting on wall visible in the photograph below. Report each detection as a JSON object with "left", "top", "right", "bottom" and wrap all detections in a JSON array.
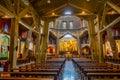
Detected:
[
  {"left": 103, "top": 40, "right": 113, "bottom": 57},
  {"left": 59, "top": 34, "right": 77, "bottom": 52},
  {"left": 115, "top": 40, "right": 120, "bottom": 53},
  {"left": 0, "top": 34, "right": 9, "bottom": 58},
  {"left": 21, "top": 41, "right": 25, "bottom": 54}
]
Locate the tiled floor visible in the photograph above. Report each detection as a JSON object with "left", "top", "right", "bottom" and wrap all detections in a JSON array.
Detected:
[{"left": 62, "top": 60, "right": 80, "bottom": 80}]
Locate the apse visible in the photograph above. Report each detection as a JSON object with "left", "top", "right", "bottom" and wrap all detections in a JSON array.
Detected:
[{"left": 59, "top": 34, "right": 77, "bottom": 52}]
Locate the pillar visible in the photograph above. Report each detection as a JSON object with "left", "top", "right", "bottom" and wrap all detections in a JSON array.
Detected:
[
  {"left": 77, "top": 31, "right": 80, "bottom": 55},
  {"left": 97, "top": 3, "right": 107, "bottom": 62},
  {"left": 9, "top": 0, "right": 20, "bottom": 69},
  {"left": 23, "top": 30, "right": 32, "bottom": 58},
  {"left": 79, "top": 38, "right": 82, "bottom": 56},
  {"left": 56, "top": 32, "right": 60, "bottom": 55},
  {"left": 97, "top": 32, "right": 104, "bottom": 62},
  {"left": 9, "top": 18, "right": 19, "bottom": 69},
  {"left": 88, "top": 18, "right": 98, "bottom": 61},
  {"left": 97, "top": 14, "right": 104, "bottom": 63},
  {"left": 35, "top": 33, "right": 41, "bottom": 63},
  {"left": 56, "top": 37, "right": 59, "bottom": 55},
  {"left": 39, "top": 19, "right": 49, "bottom": 62}
]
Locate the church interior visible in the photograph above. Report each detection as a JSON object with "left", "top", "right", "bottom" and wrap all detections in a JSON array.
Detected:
[{"left": 0, "top": 0, "right": 120, "bottom": 80}]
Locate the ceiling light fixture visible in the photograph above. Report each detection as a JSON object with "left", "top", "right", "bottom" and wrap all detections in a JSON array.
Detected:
[
  {"left": 65, "top": 11, "right": 72, "bottom": 15},
  {"left": 4, "top": 15, "right": 9, "bottom": 18},
  {"left": 3, "top": 15, "right": 11, "bottom": 18},
  {"left": 52, "top": 12, "right": 55, "bottom": 15},
  {"left": 111, "top": 10, "right": 116, "bottom": 14},
  {"left": 47, "top": 0, "right": 51, "bottom": 3},
  {"left": 86, "top": 0, "right": 90, "bottom": 2},
  {"left": 81, "top": 11, "right": 85, "bottom": 14}
]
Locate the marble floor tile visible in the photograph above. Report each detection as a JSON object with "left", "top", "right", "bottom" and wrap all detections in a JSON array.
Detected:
[{"left": 62, "top": 60, "right": 80, "bottom": 80}]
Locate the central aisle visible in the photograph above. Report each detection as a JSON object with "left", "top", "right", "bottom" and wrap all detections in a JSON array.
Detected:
[{"left": 62, "top": 60, "right": 79, "bottom": 80}]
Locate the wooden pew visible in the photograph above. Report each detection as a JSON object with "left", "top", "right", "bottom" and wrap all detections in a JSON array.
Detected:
[
  {"left": 86, "top": 73, "right": 120, "bottom": 80},
  {"left": 8, "top": 58, "right": 66, "bottom": 80},
  {"left": 10, "top": 68, "right": 60, "bottom": 75},
  {"left": 0, "top": 72, "right": 58, "bottom": 80},
  {"left": 72, "top": 58, "right": 120, "bottom": 80},
  {"left": 95, "top": 79, "right": 120, "bottom": 80},
  {"left": 0, "top": 77, "right": 53, "bottom": 80}
]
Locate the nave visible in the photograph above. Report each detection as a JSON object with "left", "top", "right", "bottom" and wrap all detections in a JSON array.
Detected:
[
  {"left": 0, "top": 57, "right": 120, "bottom": 80},
  {"left": 0, "top": 0, "right": 120, "bottom": 80}
]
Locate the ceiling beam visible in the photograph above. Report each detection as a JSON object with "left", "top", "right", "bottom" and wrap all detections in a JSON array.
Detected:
[
  {"left": 79, "top": 29, "right": 88, "bottom": 38},
  {"left": 4, "top": 0, "right": 14, "bottom": 12},
  {"left": 19, "top": 20, "right": 39, "bottom": 34},
  {"left": 42, "top": 14, "right": 60, "bottom": 17},
  {"left": 14, "top": 0, "right": 20, "bottom": 15},
  {"left": 99, "top": 16, "right": 120, "bottom": 33},
  {"left": 21, "top": 0, "right": 40, "bottom": 29},
  {"left": 19, "top": 6, "right": 30, "bottom": 18},
  {"left": 75, "top": 13, "right": 96, "bottom": 16},
  {"left": 100, "top": 3, "right": 107, "bottom": 29},
  {"left": 45, "top": 4, "right": 68, "bottom": 15},
  {"left": 69, "top": 3, "right": 94, "bottom": 14},
  {"left": 107, "top": 1, "right": 120, "bottom": 14},
  {"left": 30, "top": 6, "right": 40, "bottom": 28},
  {"left": 0, "top": 4, "right": 14, "bottom": 17}
]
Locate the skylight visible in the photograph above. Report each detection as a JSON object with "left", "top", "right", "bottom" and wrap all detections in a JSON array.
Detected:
[
  {"left": 64, "top": 11, "right": 72, "bottom": 15},
  {"left": 64, "top": 34, "right": 73, "bottom": 38}
]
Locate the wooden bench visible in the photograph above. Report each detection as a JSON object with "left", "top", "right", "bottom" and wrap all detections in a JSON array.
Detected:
[
  {"left": 72, "top": 57, "right": 120, "bottom": 80},
  {"left": 0, "top": 77, "right": 53, "bottom": 80},
  {"left": 95, "top": 79, "right": 120, "bottom": 80},
  {"left": 86, "top": 72, "right": 120, "bottom": 80},
  {"left": 10, "top": 68, "right": 60, "bottom": 75},
  {"left": 7, "top": 58, "right": 66, "bottom": 80},
  {"left": 105, "top": 58, "right": 120, "bottom": 64},
  {"left": 0, "top": 72, "right": 58, "bottom": 80}
]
